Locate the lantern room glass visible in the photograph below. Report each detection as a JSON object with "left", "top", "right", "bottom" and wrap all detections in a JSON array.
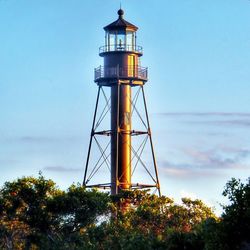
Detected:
[
  {"left": 106, "top": 31, "right": 136, "bottom": 51},
  {"left": 107, "top": 32, "right": 116, "bottom": 51},
  {"left": 126, "top": 31, "right": 135, "bottom": 50},
  {"left": 117, "top": 31, "right": 125, "bottom": 50}
]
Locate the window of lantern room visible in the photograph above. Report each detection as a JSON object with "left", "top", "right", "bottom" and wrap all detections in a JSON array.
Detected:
[
  {"left": 116, "top": 31, "right": 125, "bottom": 50},
  {"left": 106, "top": 31, "right": 136, "bottom": 52},
  {"left": 126, "top": 31, "right": 135, "bottom": 51},
  {"left": 107, "top": 32, "right": 116, "bottom": 51}
]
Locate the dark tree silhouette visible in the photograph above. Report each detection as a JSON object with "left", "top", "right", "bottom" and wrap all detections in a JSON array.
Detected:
[{"left": 0, "top": 175, "right": 249, "bottom": 249}]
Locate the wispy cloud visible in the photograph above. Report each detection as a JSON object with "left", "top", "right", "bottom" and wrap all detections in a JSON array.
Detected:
[
  {"left": 0, "top": 159, "right": 20, "bottom": 165},
  {"left": 1, "top": 136, "right": 83, "bottom": 144},
  {"left": 222, "top": 119, "right": 250, "bottom": 127},
  {"left": 159, "top": 161, "right": 220, "bottom": 178},
  {"left": 43, "top": 166, "right": 82, "bottom": 172},
  {"left": 187, "top": 119, "right": 250, "bottom": 128},
  {"left": 183, "top": 147, "right": 250, "bottom": 169},
  {"left": 219, "top": 146, "right": 250, "bottom": 157},
  {"left": 156, "top": 112, "right": 250, "bottom": 117},
  {"left": 20, "top": 136, "right": 56, "bottom": 143},
  {"left": 155, "top": 112, "right": 250, "bottom": 128},
  {"left": 158, "top": 146, "right": 250, "bottom": 179}
]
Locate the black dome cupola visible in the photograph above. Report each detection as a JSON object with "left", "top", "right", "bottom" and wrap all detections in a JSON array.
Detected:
[{"left": 104, "top": 9, "right": 138, "bottom": 32}]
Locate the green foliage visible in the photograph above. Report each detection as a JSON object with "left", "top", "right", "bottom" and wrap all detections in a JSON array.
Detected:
[
  {"left": 219, "top": 178, "right": 250, "bottom": 250},
  {"left": 90, "top": 189, "right": 217, "bottom": 250},
  {"left": 0, "top": 174, "right": 60, "bottom": 249},
  {"left": 0, "top": 174, "right": 110, "bottom": 249},
  {"left": 0, "top": 175, "right": 249, "bottom": 249}
]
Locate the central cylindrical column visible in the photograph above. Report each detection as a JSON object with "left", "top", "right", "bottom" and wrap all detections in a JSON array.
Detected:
[{"left": 111, "top": 84, "right": 131, "bottom": 195}]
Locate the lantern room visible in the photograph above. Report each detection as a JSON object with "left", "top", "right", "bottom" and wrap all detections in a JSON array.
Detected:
[{"left": 100, "top": 9, "right": 142, "bottom": 54}]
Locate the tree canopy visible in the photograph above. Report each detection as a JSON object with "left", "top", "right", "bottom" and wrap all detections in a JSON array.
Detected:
[{"left": 0, "top": 175, "right": 249, "bottom": 249}]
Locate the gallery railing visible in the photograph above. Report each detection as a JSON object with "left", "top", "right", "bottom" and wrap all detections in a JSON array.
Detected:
[
  {"left": 94, "top": 65, "right": 148, "bottom": 81},
  {"left": 99, "top": 44, "right": 143, "bottom": 54}
]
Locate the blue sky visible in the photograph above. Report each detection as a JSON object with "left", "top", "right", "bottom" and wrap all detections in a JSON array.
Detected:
[{"left": 1, "top": 0, "right": 250, "bottom": 215}]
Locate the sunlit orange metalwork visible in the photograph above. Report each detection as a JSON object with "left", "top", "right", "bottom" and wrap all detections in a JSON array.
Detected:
[{"left": 83, "top": 9, "right": 161, "bottom": 196}]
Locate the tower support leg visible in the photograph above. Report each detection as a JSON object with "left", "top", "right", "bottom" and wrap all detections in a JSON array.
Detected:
[
  {"left": 141, "top": 86, "right": 161, "bottom": 196},
  {"left": 83, "top": 86, "right": 101, "bottom": 186}
]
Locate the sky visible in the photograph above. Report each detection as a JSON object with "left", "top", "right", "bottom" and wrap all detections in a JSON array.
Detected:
[{"left": 1, "top": 0, "right": 250, "bottom": 215}]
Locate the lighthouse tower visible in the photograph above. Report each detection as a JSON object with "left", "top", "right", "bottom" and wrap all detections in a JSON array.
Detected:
[{"left": 83, "top": 9, "right": 161, "bottom": 196}]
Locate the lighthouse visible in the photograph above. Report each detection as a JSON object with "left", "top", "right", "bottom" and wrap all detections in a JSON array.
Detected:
[{"left": 83, "top": 9, "right": 161, "bottom": 196}]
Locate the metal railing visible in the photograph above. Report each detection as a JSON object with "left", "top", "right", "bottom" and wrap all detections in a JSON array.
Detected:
[
  {"left": 94, "top": 65, "right": 148, "bottom": 81},
  {"left": 99, "top": 44, "right": 143, "bottom": 54}
]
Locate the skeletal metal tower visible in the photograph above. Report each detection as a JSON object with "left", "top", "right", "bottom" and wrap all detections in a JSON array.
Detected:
[{"left": 83, "top": 9, "right": 161, "bottom": 196}]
